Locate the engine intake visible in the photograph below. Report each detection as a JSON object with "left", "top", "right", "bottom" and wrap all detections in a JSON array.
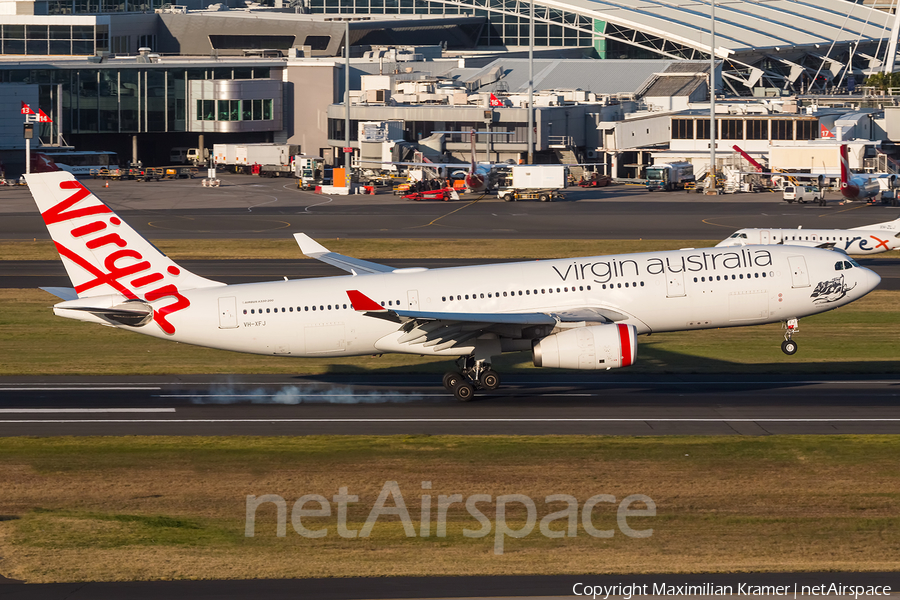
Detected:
[{"left": 533, "top": 324, "right": 637, "bottom": 370}]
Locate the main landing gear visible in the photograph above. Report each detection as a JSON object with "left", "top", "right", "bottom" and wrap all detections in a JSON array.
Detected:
[
  {"left": 442, "top": 356, "right": 501, "bottom": 402},
  {"left": 781, "top": 318, "right": 799, "bottom": 355}
]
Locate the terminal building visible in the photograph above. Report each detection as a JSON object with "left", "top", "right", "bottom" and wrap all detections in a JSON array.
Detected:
[{"left": 0, "top": 0, "right": 897, "bottom": 177}]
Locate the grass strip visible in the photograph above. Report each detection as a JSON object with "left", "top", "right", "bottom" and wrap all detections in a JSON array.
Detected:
[
  {"left": 0, "top": 435, "right": 898, "bottom": 582},
  {"left": 1, "top": 288, "right": 898, "bottom": 376}
]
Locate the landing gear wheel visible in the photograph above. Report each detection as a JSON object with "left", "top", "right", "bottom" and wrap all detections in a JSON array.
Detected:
[
  {"left": 443, "top": 371, "right": 462, "bottom": 391},
  {"left": 479, "top": 371, "right": 500, "bottom": 391},
  {"left": 452, "top": 380, "right": 475, "bottom": 402},
  {"left": 781, "top": 339, "right": 798, "bottom": 355}
]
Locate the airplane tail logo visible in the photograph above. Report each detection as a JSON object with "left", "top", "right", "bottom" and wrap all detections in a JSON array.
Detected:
[
  {"left": 31, "top": 153, "right": 61, "bottom": 173},
  {"left": 838, "top": 144, "right": 858, "bottom": 200},
  {"left": 25, "top": 172, "right": 223, "bottom": 334}
]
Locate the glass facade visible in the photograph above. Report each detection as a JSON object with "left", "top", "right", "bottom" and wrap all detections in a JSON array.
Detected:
[
  {"left": 201, "top": 98, "right": 274, "bottom": 122},
  {"left": 672, "top": 117, "right": 817, "bottom": 142},
  {"left": 0, "top": 66, "right": 272, "bottom": 136},
  {"left": 1, "top": 24, "right": 100, "bottom": 55},
  {"left": 48, "top": 0, "right": 167, "bottom": 14},
  {"left": 307, "top": 0, "right": 594, "bottom": 48}
]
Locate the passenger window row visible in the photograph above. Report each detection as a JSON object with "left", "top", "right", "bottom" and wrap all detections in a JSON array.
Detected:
[
  {"left": 693, "top": 272, "right": 769, "bottom": 283},
  {"left": 244, "top": 303, "right": 350, "bottom": 315},
  {"left": 441, "top": 285, "right": 592, "bottom": 303}
]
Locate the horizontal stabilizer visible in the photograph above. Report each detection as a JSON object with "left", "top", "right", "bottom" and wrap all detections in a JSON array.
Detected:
[
  {"left": 294, "top": 233, "right": 394, "bottom": 274},
  {"left": 54, "top": 296, "right": 154, "bottom": 327},
  {"left": 40, "top": 287, "right": 78, "bottom": 301}
]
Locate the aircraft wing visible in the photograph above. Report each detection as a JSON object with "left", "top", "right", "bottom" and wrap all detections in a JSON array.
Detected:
[
  {"left": 347, "top": 290, "right": 626, "bottom": 324},
  {"left": 294, "top": 233, "right": 394, "bottom": 275},
  {"left": 346, "top": 290, "right": 631, "bottom": 350}
]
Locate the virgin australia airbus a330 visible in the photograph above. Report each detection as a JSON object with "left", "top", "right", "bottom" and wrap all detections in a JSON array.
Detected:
[{"left": 27, "top": 172, "right": 880, "bottom": 401}]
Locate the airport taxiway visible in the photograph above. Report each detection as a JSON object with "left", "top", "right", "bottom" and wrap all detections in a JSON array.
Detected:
[{"left": 1, "top": 174, "right": 898, "bottom": 241}]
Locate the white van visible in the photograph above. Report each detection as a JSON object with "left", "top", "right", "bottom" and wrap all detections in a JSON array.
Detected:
[{"left": 783, "top": 185, "right": 821, "bottom": 204}]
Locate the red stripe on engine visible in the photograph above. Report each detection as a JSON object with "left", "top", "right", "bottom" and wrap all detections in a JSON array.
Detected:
[{"left": 617, "top": 323, "right": 633, "bottom": 367}]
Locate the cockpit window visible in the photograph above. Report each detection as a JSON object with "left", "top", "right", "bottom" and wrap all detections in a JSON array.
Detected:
[
  {"left": 729, "top": 233, "right": 748, "bottom": 239},
  {"left": 836, "top": 260, "right": 856, "bottom": 271},
  {"left": 835, "top": 261, "right": 844, "bottom": 271},
  {"left": 847, "top": 258, "right": 860, "bottom": 268}
]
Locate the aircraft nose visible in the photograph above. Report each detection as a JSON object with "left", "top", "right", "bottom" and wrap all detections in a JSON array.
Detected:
[{"left": 865, "top": 267, "right": 882, "bottom": 292}]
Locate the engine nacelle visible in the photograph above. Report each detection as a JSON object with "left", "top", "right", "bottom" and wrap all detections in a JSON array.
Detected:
[{"left": 532, "top": 324, "right": 637, "bottom": 370}]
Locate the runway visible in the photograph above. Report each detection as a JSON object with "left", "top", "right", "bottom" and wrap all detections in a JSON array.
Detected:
[{"left": 1, "top": 375, "right": 899, "bottom": 436}]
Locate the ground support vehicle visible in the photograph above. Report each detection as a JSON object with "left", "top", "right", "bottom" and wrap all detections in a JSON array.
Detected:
[
  {"left": 393, "top": 180, "right": 412, "bottom": 195},
  {"left": 578, "top": 174, "right": 611, "bottom": 188},
  {"left": 646, "top": 162, "right": 695, "bottom": 191},
  {"left": 137, "top": 168, "right": 164, "bottom": 182},
  {"left": 783, "top": 185, "right": 821, "bottom": 204},
  {"left": 498, "top": 188, "right": 564, "bottom": 202},
  {"left": 403, "top": 187, "right": 459, "bottom": 201},
  {"left": 258, "top": 164, "right": 294, "bottom": 178}
]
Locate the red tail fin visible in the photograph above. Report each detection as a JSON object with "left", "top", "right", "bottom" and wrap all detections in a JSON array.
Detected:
[{"left": 839, "top": 144, "right": 851, "bottom": 186}]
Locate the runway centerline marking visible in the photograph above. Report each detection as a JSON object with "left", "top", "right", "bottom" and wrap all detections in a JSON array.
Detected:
[
  {"left": 0, "top": 408, "right": 176, "bottom": 414},
  {"left": 0, "top": 387, "right": 162, "bottom": 391}
]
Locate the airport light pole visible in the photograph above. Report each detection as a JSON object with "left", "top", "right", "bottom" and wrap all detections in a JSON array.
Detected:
[
  {"left": 706, "top": 0, "right": 717, "bottom": 194},
  {"left": 527, "top": 0, "right": 534, "bottom": 164},
  {"left": 345, "top": 19, "right": 352, "bottom": 189}
]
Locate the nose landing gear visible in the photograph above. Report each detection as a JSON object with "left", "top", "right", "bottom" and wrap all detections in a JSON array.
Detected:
[
  {"left": 442, "top": 356, "right": 501, "bottom": 401},
  {"left": 781, "top": 318, "right": 799, "bottom": 355}
]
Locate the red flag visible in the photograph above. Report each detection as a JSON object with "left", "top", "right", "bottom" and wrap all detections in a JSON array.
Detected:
[
  {"left": 37, "top": 109, "right": 53, "bottom": 123},
  {"left": 21, "top": 102, "right": 35, "bottom": 115},
  {"left": 489, "top": 93, "right": 503, "bottom": 107}
]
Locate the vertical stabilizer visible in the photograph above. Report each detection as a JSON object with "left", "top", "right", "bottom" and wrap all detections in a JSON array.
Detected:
[{"left": 25, "top": 172, "right": 224, "bottom": 333}]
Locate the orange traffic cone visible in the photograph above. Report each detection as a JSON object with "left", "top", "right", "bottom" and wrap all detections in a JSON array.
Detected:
[{"left": 104, "top": 181, "right": 109, "bottom": 188}]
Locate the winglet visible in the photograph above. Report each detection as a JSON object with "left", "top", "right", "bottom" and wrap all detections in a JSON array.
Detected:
[
  {"left": 294, "top": 233, "right": 330, "bottom": 257},
  {"left": 347, "top": 290, "right": 386, "bottom": 312}
]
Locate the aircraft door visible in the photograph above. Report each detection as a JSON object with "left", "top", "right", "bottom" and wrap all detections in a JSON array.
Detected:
[
  {"left": 760, "top": 230, "right": 770, "bottom": 245},
  {"left": 218, "top": 297, "right": 238, "bottom": 329},
  {"left": 788, "top": 255, "right": 810, "bottom": 288},
  {"left": 666, "top": 271, "right": 686, "bottom": 297},
  {"left": 407, "top": 290, "right": 420, "bottom": 310}
]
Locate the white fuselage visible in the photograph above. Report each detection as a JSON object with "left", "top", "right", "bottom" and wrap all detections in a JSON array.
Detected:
[
  {"left": 57, "top": 246, "right": 879, "bottom": 359},
  {"left": 717, "top": 226, "right": 900, "bottom": 255}
]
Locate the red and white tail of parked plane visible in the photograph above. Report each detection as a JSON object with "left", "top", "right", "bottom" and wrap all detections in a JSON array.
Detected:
[
  {"left": 25, "top": 171, "right": 881, "bottom": 401},
  {"left": 839, "top": 144, "right": 887, "bottom": 202}
]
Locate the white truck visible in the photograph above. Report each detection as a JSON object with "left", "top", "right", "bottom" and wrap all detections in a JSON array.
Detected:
[
  {"left": 645, "top": 162, "right": 695, "bottom": 192},
  {"left": 497, "top": 165, "right": 567, "bottom": 202},
  {"left": 213, "top": 143, "right": 300, "bottom": 175},
  {"left": 213, "top": 143, "right": 239, "bottom": 168}
]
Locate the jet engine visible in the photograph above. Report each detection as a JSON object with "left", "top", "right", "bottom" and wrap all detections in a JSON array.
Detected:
[{"left": 532, "top": 324, "right": 637, "bottom": 370}]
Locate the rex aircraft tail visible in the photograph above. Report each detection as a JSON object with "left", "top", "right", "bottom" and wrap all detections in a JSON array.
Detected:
[{"left": 25, "top": 171, "right": 224, "bottom": 333}]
